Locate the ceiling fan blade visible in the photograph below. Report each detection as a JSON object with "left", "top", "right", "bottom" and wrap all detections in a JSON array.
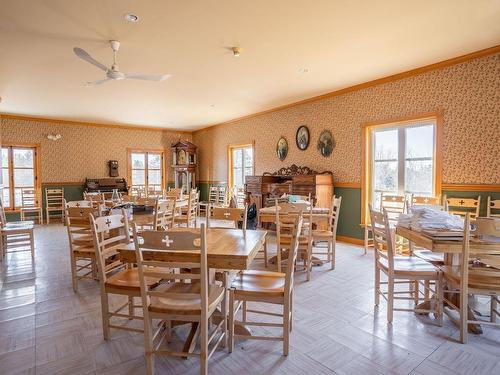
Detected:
[
  {"left": 124, "top": 73, "right": 171, "bottom": 81},
  {"left": 74, "top": 47, "right": 108, "bottom": 72},
  {"left": 85, "top": 78, "right": 111, "bottom": 86}
]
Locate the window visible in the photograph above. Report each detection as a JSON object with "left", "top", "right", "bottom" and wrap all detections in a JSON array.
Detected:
[
  {"left": 1, "top": 145, "right": 40, "bottom": 210},
  {"left": 128, "top": 150, "right": 165, "bottom": 193},
  {"left": 228, "top": 144, "right": 254, "bottom": 189},
  {"left": 362, "top": 114, "right": 442, "bottom": 222}
]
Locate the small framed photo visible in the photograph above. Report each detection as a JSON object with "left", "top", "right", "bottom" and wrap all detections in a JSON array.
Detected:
[
  {"left": 317, "top": 130, "right": 335, "bottom": 157},
  {"left": 276, "top": 137, "right": 288, "bottom": 161},
  {"left": 296, "top": 125, "right": 310, "bottom": 150}
]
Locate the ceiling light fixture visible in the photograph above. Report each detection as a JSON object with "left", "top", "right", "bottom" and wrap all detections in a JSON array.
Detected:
[
  {"left": 298, "top": 68, "right": 309, "bottom": 74},
  {"left": 124, "top": 13, "right": 139, "bottom": 23},
  {"left": 231, "top": 47, "right": 241, "bottom": 57}
]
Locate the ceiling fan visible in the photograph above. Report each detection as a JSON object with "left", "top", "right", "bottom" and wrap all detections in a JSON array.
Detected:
[{"left": 73, "top": 40, "right": 171, "bottom": 86}]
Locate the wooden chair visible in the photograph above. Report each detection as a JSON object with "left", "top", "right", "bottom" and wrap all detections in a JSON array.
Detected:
[
  {"left": 370, "top": 205, "right": 443, "bottom": 324},
  {"left": 90, "top": 211, "right": 160, "bottom": 339},
  {"left": 176, "top": 189, "right": 198, "bottom": 228},
  {"left": 154, "top": 199, "right": 176, "bottom": 230},
  {"left": 440, "top": 215, "right": 500, "bottom": 343},
  {"left": 133, "top": 224, "right": 225, "bottom": 375},
  {"left": 121, "top": 194, "right": 137, "bottom": 204},
  {"left": 130, "top": 185, "right": 146, "bottom": 197},
  {"left": 66, "top": 206, "right": 99, "bottom": 291},
  {"left": 274, "top": 201, "right": 310, "bottom": 274},
  {"left": 207, "top": 204, "right": 247, "bottom": 231},
  {"left": 311, "top": 196, "right": 342, "bottom": 271},
  {"left": 45, "top": 188, "right": 65, "bottom": 224},
  {"left": 20, "top": 188, "right": 43, "bottom": 224},
  {"left": 0, "top": 195, "right": 34, "bottom": 227},
  {"left": 487, "top": 196, "right": 500, "bottom": 218},
  {"left": 444, "top": 195, "right": 481, "bottom": 219},
  {"left": 408, "top": 194, "right": 442, "bottom": 208},
  {"left": 228, "top": 214, "right": 302, "bottom": 355},
  {"left": 198, "top": 186, "right": 219, "bottom": 217},
  {"left": 0, "top": 196, "right": 35, "bottom": 260},
  {"left": 165, "top": 187, "right": 182, "bottom": 200},
  {"left": 217, "top": 185, "right": 229, "bottom": 207}
]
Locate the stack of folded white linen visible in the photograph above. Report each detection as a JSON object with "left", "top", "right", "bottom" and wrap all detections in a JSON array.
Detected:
[{"left": 397, "top": 205, "right": 464, "bottom": 231}]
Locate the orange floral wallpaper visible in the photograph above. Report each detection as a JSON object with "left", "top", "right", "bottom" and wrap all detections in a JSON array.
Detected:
[
  {"left": 193, "top": 53, "right": 500, "bottom": 185},
  {"left": 0, "top": 118, "right": 191, "bottom": 183}
]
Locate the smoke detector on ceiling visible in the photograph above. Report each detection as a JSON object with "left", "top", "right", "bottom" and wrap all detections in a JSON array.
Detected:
[{"left": 124, "top": 13, "right": 139, "bottom": 23}]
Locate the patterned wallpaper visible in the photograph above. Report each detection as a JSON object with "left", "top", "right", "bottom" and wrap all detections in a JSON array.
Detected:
[
  {"left": 193, "top": 53, "right": 500, "bottom": 185},
  {"left": 0, "top": 118, "right": 191, "bottom": 183}
]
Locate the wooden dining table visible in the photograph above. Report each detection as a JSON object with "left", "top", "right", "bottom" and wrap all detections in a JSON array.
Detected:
[
  {"left": 396, "top": 225, "right": 500, "bottom": 333},
  {"left": 117, "top": 227, "right": 267, "bottom": 354}
]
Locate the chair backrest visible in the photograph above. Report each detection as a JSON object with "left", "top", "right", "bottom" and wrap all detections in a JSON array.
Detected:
[
  {"left": 130, "top": 185, "right": 146, "bottom": 197},
  {"left": 208, "top": 186, "right": 219, "bottom": 203},
  {"left": 65, "top": 199, "right": 93, "bottom": 208},
  {"left": 84, "top": 192, "right": 105, "bottom": 204},
  {"left": 21, "top": 189, "right": 38, "bottom": 208},
  {"left": 136, "top": 197, "right": 158, "bottom": 207},
  {"left": 0, "top": 195, "right": 8, "bottom": 227},
  {"left": 370, "top": 205, "right": 395, "bottom": 273},
  {"left": 45, "top": 188, "right": 64, "bottom": 209},
  {"left": 217, "top": 186, "right": 229, "bottom": 206},
  {"left": 409, "top": 194, "right": 442, "bottom": 207},
  {"left": 460, "top": 215, "right": 500, "bottom": 295},
  {"left": 90, "top": 211, "right": 131, "bottom": 284},
  {"left": 66, "top": 206, "right": 98, "bottom": 250},
  {"left": 235, "top": 186, "right": 245, "bottom": 208},
  {"left": 186, "top": 189, "right": 199, "bottom": 218},
  {"left": 327, "top": 196, "right": 342, "bottom": 234},
  {"left": 282, "top": 215, "right": 303, "bottom": 298},
  {"left": 166, "top": 188, "right": 182, "bottom": 200},
  {"left": 154, "top": 199, "right": 176, "bottom": 230},
  {"left": 133, "top": 224, "right": 209, "bottom": 317},
  {"left": 380, "top": 194, "right": 406, "bottom": 216},
  {"left": 444, "top": 195, "right": 481, "bottom": 219},
  {"left": 207, "top": 204, "right": 247, "bottom": 231},
  {"left": 487, "top": 196, "right": 500, "bottom": 218}
]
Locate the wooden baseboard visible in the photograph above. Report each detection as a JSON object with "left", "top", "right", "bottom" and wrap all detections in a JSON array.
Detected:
[{"left": 337, "top": 235, "right": 364, "bottom": 246}]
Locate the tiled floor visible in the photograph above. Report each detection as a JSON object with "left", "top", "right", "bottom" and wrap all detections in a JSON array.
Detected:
[{"left": 1, "top": 224, "right": 499, "bottom": 375}]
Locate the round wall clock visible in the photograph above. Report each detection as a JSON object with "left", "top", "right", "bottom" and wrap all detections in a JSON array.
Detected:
[
  {"left": 296, "top": 125, "right": 310, "bottom": 150},
  {"left": 276, "top": 137, "right": 288, "bottom": 161},
  {"left": 317, "top": 130, "right": 335, "bottom": 157}
]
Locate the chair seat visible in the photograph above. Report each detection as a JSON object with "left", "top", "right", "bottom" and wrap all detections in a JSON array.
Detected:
[
  {"left": 440, "top": 266, "right": 500, "bottom": 291},
  {"left": 413, "top": 249, "right": 444, "bottom": 264},
  {"left": 1, "top": 225, "right": 33, "bottom": 234},
  {"left": 149, "top": 283, "right": 224, "bottom": 315},
  {"left": 231, "top": 270, "right": 286, "bottom": 297},
  {"left": 379, "top": 256, "right": 438, "bottom": 277},
  {"left": 312, "top": 230, "right": 334, "bottom": 238},
  {"left": 5, "top": 220, "right": 35, "bottom": 227},
  {"left": 105, "top": 268, "right": 159, "bottom": 291}
]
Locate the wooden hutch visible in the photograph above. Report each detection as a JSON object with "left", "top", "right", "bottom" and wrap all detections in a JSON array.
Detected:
[
  {"left": 171, "top": 140, "right": 197, "bottom": 193},
  {"left": 245, "top": 164, "right": 334, "bottom": 211}
]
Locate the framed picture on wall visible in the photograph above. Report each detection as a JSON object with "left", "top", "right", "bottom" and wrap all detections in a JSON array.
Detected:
[
  {"left": 276, "top": 136, "right": 288, "bottom": 161},
  {"left": 317, "top": 130, "right": 335, "bottom": 157},
  {"left": 296, "top": 125, "right": 310, "bottom": 150}
]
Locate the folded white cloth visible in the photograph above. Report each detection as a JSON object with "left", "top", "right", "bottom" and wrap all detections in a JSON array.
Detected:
[{"left": 397, "top": 205, "right": 464, "bottom": 231}]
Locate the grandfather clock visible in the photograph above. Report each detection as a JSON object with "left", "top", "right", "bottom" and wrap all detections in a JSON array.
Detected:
[{"left": 171, "top": 140, "right": 197, "bottom": 193}]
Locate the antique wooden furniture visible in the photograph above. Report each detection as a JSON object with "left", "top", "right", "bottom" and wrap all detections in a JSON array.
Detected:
[
  {"left": 65, "top": 206, "right": 99, "bottom": 292},
  {"left": 245, "top": 164, "right": 334, "bottom": 214},
  {"left": 311, "top": 196, "right": 342, "bottom": 271},
  {"left": 45, "top": 188, "right": 65, "bottom": 224},
  {"left": 444, "top": 195, "right": 481, "bottom": 218},
  {"left": 90, "top": 211, "right": 159, "bottom": 339},
  {"left": 176, "top": 189, "right": 198, "bottom": 228},
  {"left": 20, "top": 188, "right": 43, "bottom": 224},
  {"left": 133, "top": 225, "right": 226, "bottom": 375},
  {"left": 171, "top": 140, "right": 197, "bottom": 193},
  {"left": 439, "top": 215, "right": 500, "bottom": 343},
  {"left": 228, "top": 215, "right": 302, "bottom": 355},
  {"left": 370, "top": 205, "right": 443, "bottom": 324},
  {"left": 487, "top": 196, "right": 500, "bottom": 218},
  {"left": 85, "top": 178, "right": 128, "bottom": 195}
]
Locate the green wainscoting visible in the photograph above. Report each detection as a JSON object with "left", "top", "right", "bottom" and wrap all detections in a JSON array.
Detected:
[{"left": 333, "top": 187, "right": 365, "bottom": 240}]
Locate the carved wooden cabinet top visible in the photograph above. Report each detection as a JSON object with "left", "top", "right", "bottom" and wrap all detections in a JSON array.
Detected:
[{"left": 263, "top": 164, "right": 332, "bottom": 176}]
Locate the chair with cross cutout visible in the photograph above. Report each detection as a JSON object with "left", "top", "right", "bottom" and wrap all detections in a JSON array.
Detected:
[{"left": 444, "top": 195, "right": 481, "bottom": 219}]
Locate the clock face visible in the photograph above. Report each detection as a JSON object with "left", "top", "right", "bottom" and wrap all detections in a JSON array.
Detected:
[{"left": 177, "top": 149, "right": 186, "bottom": 164}]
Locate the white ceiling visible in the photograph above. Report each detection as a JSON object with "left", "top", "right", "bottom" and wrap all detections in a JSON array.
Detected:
[{"left": 1, "top": 0, "right": 499, "bottom": 130}]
